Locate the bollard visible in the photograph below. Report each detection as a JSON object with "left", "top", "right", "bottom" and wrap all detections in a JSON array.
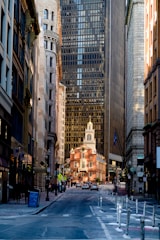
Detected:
[
  {"left": 119, "top": 204, "right": 122, "bottom": 228},
  {"left": 115, "top": 192, "right": 118, "bottom": 204},
  {"left": 126, "top": 207, "right": 130, "bottom": 235},
  {"left": 152, "top": 205, "right": 155, "bottom": 227},
  {"left": 140, "top": 217, "right": 145, "bottom": 240},
  {"left": 118, "top": 203, "right": 122, "bottom": 229},
  {"left": 158, "top": 223, "right": 160, "bottom": 239},
  {"left": 143, "top": 201, "right": 146, "bottom": 217},
  {"left": 117, "top": 202, "right": 120, "bottom": 223},
  {"left": 136, "top": 199, "right": 138, "bottom": 215},
  {"left": 100, "top": 195, "right": 102, "bottom": 208},
  {"left": 126, "top": 195, "right": 128, "bottom": 209}
]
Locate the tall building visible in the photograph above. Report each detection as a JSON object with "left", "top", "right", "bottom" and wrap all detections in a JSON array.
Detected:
[
  {"left": 105, "top": 1, "right": 125, "bottom": 181},
  {"left": 0, "top": 0, "right": 14, "bottom": 202},
  {"left": 60, "top": 0, "right": 105, "bottom": 157},
  {"left": 60, "top": 0, "right": 125, "bottom": 181},
  {"left": 0, "top": 0, "right": 40, "bottom": 202},
  {"left": 144, "top": 0, "right": 160, "bottom": 199},
  {"left": 11, "top": 0, "right": 40, "bottom": 193},
  {"left": 125, "top": 0, "right": 144, "bottom": 194},
  {"left": 35, "top": 0, "right": 63, "bottom": 189}
]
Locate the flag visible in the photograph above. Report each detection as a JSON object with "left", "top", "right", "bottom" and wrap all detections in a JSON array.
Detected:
[{"left": 113, "top": 131, "right": 118, "bottom": 145}]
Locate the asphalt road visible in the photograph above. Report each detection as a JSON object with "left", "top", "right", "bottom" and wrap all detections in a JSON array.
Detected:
[
  {"left": 0, "top": 188, "right": 108, "bottom": 240},
  {"left": 0, "top": 186, "right": 160, "bottom": 239}
]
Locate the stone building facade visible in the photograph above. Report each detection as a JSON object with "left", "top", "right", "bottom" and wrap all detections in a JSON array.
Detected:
[
  {"left": 0, "top": 0, "right": 40, "bottom": 202},
  {"left": 35, "top": 0, "right": 63, "bottom": 190},
  {"left": 125, "top": 0, "right": 144, "bottom": 194}
]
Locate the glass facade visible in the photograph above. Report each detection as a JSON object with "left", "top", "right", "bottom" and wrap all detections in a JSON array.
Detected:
[{"left": 60, "top": 0, "right": 106, "bottom": 158}]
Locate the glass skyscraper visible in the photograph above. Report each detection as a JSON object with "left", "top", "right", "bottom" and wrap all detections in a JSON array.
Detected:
[{"left": 60, "top": 0, "right": 106, "bottom": 157}]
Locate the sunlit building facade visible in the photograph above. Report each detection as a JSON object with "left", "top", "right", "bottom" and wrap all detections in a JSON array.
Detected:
[
  {"left": 35, "top": 0, "right": 63, "bottom": 189},
  {"left": 144, "top": 0, "right": 160, "bottom": 199},
  {"left": 70, "top": 117, "right": 106, "bottom": 184}
]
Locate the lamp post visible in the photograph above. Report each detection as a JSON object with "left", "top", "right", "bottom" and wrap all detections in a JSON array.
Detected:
[
  {"left": 127, "top": 160, "right": 132, "bottom": 198},
  {"left": 45, "top": 149, "right": 51, "bottom": 201},
  {"left": 45, "top": 175, "right": 50, "bottom": 201}
]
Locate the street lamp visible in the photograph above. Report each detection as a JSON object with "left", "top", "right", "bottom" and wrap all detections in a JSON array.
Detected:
[
  {"left": 127, "top": 160, "right": 132, "bottom": 197},
  {"left": 45, "top": 175, "right": 50, "bottom": 201},
  {"left": 45, "top": 149, "right": 51, "bottom": 201}
]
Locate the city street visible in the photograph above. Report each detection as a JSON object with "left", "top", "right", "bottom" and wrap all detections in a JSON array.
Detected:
[{"left": 0, "top": 185, "right": 160, "bottom": 239}]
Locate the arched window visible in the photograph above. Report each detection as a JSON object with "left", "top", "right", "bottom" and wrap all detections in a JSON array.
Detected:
[
  {"left": 82, "top": 160, "right": 85, "bottom": 168},
  {"left": 87, "top": 134, "right": 91, "bottom": 140},
  {"left": 44, "top": 9, "right": 48, "bottom": 19}
]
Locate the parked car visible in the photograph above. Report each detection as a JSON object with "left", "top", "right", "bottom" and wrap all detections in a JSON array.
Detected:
[
  {"left": 82, "top": 183, "right": 90, "bottom": 189},
  {"left": 90, "top": 184, "right": 99, "bottom": 191},
  {"left": 76, "top": 183, "right": 81, "bottom": 188}
]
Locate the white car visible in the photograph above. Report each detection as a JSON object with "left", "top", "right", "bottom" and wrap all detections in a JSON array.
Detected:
[
  {"left": 76, "top": 183, "right": 81, "bottom": 188},
  {"left": 82, "top": 184, "right": 90, "bottom": 189},
  {"left": 90, "top": 184, "right": 99, "bottom": 191}
]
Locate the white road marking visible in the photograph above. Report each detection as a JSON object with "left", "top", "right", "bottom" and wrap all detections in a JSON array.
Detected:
[
  {"left": 41, "top": 226, "right": 48, "bottom": 237},
  {"left": 84, "top": 214, "right": 92, "bottom": 217},
  {"left": 89, "top": 205, "right": 95, "bottom": 216},
  {"left": 97, "top": 216, "right": 112, "bottom": 240}
]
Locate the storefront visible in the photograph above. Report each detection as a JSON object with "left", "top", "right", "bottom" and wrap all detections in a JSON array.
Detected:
[{"left": 0, "top": 163, "right": 9, "bottom": 203}]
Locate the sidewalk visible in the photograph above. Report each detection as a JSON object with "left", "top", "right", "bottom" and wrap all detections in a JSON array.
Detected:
[{"left": 0, "top": 191, "right": 62, "bottom": 217}]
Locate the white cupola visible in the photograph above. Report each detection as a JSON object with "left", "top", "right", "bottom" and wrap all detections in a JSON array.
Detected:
[{"left": 83, "top": 116, "right": 96, "bottom": 153}]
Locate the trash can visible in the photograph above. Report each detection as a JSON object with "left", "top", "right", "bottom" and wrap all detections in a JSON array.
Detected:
[{"left": 28, "top": 190, "right": 40, "bottom": 207}]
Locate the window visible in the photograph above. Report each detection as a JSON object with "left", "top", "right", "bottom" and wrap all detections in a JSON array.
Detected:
[
  {"left": 82, "top": 160, "right": 85, "bottom": 168},
  {"left": 51, "top": 42, "right": 53, "bottom": 50},
  {"left": 49, "top": 89, "right": 52, "bottom": 100},
  {"left": 87, "top": 134, "right": 91, "bottom": 140},
  {"left": 5, "top": 126, "right": 7, "bottom": 139},
  {"left": 51, "top": 11, "right": 54, "bottom": 21},
  {"left": 89, "top": 162, "right": 93, "bottom": 167},
  {"left": 44, "top": 40, "right": 48, "bottom": 49},
  {"left": 51, "top": 26, "right": 53, "bottom": 31},
  {"left": 49, "top": 105, "right": 52, "bottom": 116},
  {"left": 0, "top": 8, "right": 4, "bottom": 43},
  {"left": 7, "top": 24, "right": 10, "bottom": 54},
  {"left": 50, "top": 73, "right": 52, "bottom": 83},
  {"left": 49, "top": 121, "right": 51, "bottom": 132},
  {"left": 6, "top": 67, "right": 9, "bottom": 91},
  {"left": 0, "top": 55, "right": 2, "bottom": 83},
  {"left": 44, "top": 9, "right": 48, "bottom": 19},
  {"left": 50, "top": 57, "right": 53, "bottom": 67},
  {"left": 43, "top": 24, "right": 48, "bottom": 31}
]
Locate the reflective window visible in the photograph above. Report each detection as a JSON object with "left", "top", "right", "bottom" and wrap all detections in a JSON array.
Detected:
[{"left": 44, "top": 9, "right": 48, "bottom": 19}]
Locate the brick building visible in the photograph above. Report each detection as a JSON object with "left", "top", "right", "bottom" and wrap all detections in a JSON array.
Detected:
[{"left": 70, "top": 117, "right": 106, "bottom": 184}]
